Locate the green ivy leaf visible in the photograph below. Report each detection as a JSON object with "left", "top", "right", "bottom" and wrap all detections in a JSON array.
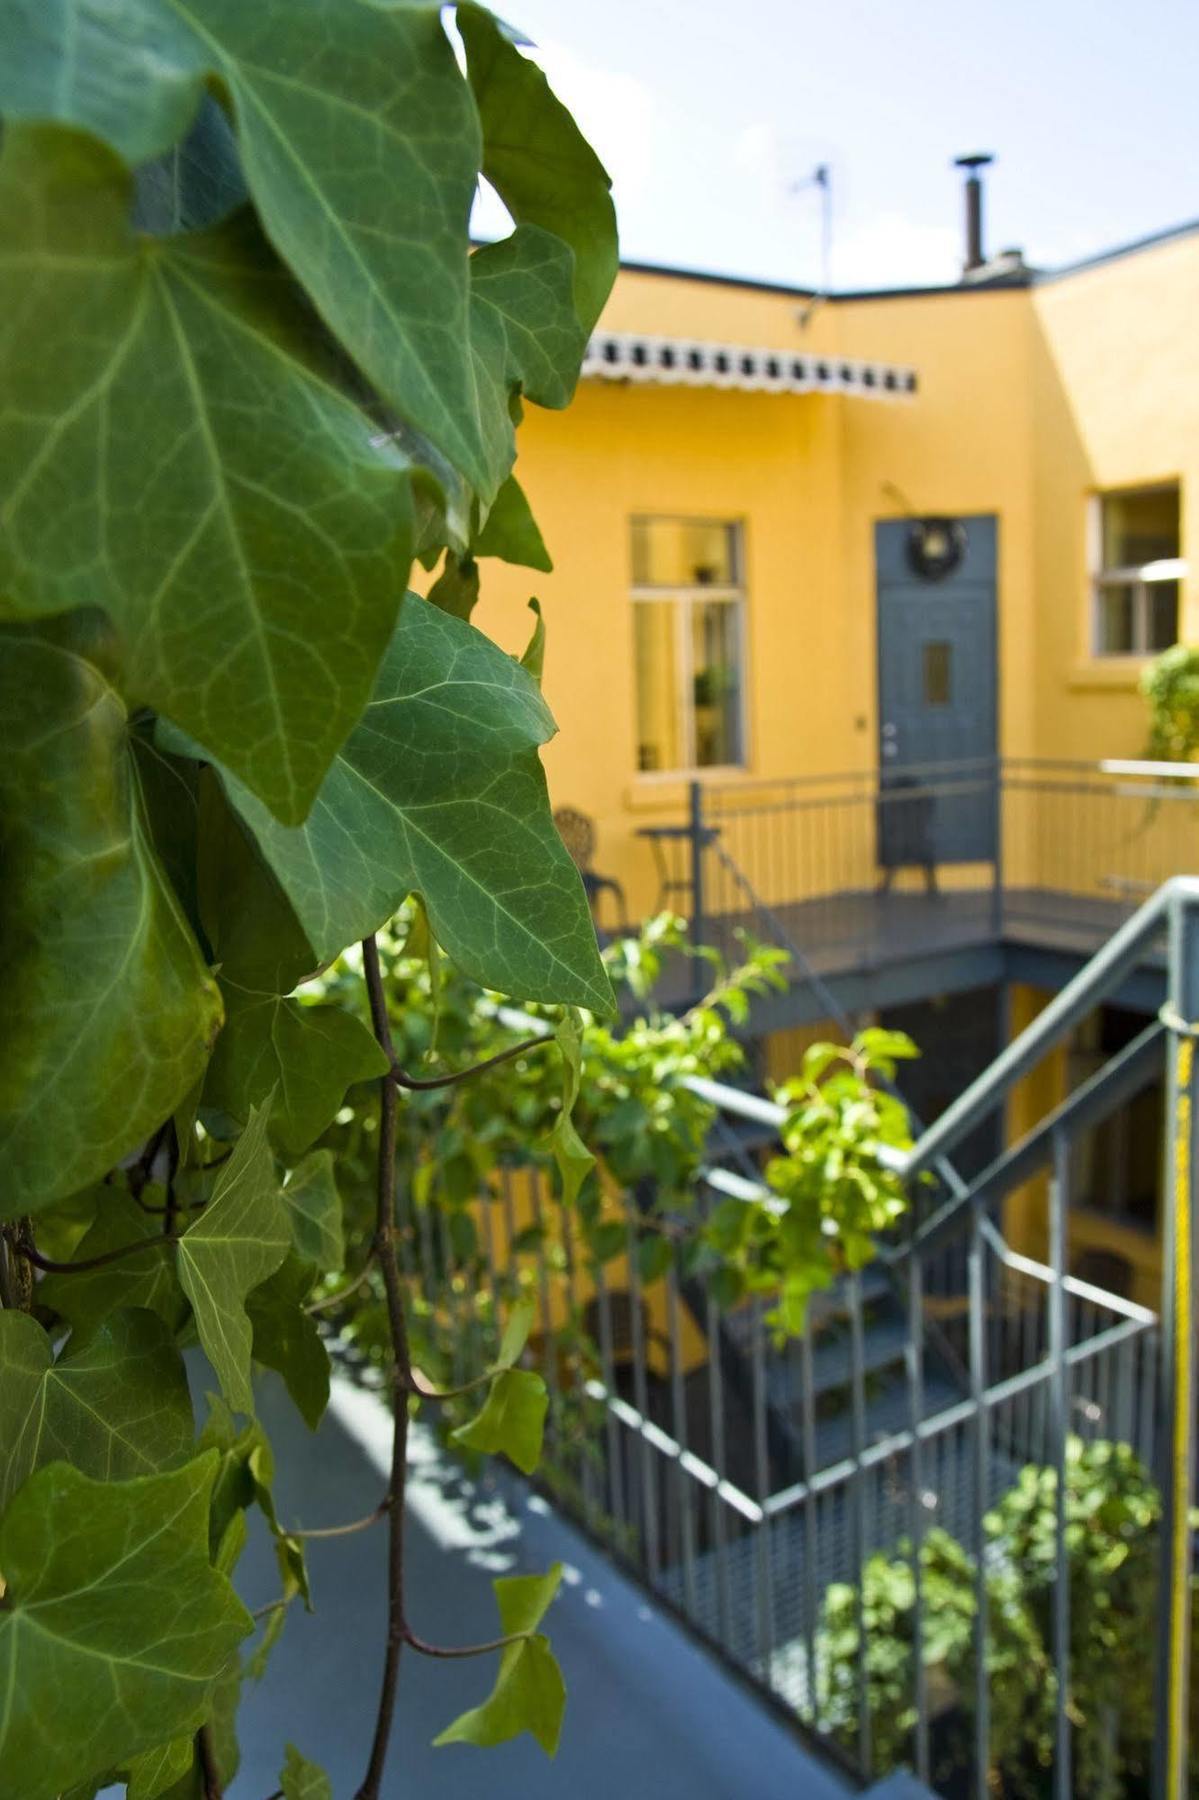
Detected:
[
  {"left": 281, "top": 1151, "right": 345, "bottom": 1272},
  {"left": 247, "top": 1253, "right": 331, "bottom": 1431},
  {"left": 203, "top": 986, "right": 388, "bottom": 1159},
  {"left": 280, "top": 1745, "right": 332, "bottom": 1800},
  {"left": 549, "top": 1007, "right": 596, "bottom": 1204},
  {"left": 0, "top": 1309, "right": 193, "bottom": 1513},
  {"left": 208, "top": 596, "right": 612, "bottom": 1010},
  {"left": 37, "top": 1192, "right": 188, "bottom": 1338},
  {"left": 433, "top": 1565, "right": 565, "bottom": 1756},
  {"left": 451, "top": 1367, "right": 547, "bottom": 1475},
  {"left": 126, "top": 1736, "right": 194, "bottom": 1800},
  {"left": 0, "top": 1456, "right": 251, "bottom": 1800},
  {"left": 177, "top": 1106, "right": 290, "bottom": 1415},
  {"left": 0, "top": 630, "right": 221, "bottom": 1218},
  {"left": 494, "top": 1296, "right": 537, "bottom": 1370},
  {"left": 460, "top": 5, "right": 617, "bottom": 335},
  {"left": 519, "top": 598, "right": 547, "bottom": 686},
  {"left": 0, "top": 125, "right": 418, "bottom": 825},
  {"left": 476, "top": 478, "right": 552, "bottom": 574}
]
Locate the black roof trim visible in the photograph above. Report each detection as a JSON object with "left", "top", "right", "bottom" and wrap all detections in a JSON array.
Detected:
[
  {"left": 618, "top": 255, "right": 816, "bottom": 299},
  {"left": 1038, "top": 215, "right": 1199, "bottom": 283}
]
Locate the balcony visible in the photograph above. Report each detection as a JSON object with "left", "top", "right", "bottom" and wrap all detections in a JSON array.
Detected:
[{"left": 639, "top": 758, "right": 1199, "bottom": 1024}]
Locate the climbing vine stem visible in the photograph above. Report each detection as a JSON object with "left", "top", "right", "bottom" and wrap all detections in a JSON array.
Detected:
[{"left": 356, "top": 932, "right": 414, "bottom": 1800}]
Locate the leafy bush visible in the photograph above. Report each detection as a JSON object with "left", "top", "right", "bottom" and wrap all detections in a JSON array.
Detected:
[{"left": 1141, "top": 644, "right": 1199, "bottom": 763}]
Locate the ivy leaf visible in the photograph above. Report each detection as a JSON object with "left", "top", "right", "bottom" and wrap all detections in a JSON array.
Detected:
[
  {"left": 177, "top": 1106, "right": 290, "bottom": 1415},
  {"left": 203, "top": 985, "right": 388, "bottom": 1159},
  {"left": 494, "top": 1297, "right": 537, "bottom": 1371},
  {"left": 0, "top": 1309, "right": 193, "bottom": 1513},
  {"left": 0, "top": 630, "right": 221, "bottom": 1218},
  {"left": 460, "top": 4, "right": 618, "bottom": 334},
  {"left": 433, "top": 1565, "right": 565, "bottom": 1756},
  {"left": 451, "top": 1368, "right": 547, "bottom": 1475},
  {"left": 36, "top": 1192, "right": 188, "bottom": 1338},
  {"left": 281, "top": 1151, "right": 344, "bottom": 1272},
  {"left": 208, "top": 596, "right": 612, "bottom": 1011},
  {"left": 0, "top": 125, "right": 416, "bottom": 825},
  {"left": 549, "top": 1007, "right": 596, "bottom": 1205},
  {"left": 126, "top": 1736, "right": 194, "bottom": 1800},
  {"left": 476, "top": 477, "right": 552, "bottom": 574},
  {"left": 519, "top": 598, "right": 547, "bottom": 686},
  {"left": 0, "top": 1456, "right": 251, "bottom": 1800},
  {"left": 280, "top": 1745, "right": 332, "bottom": 1800},
  {"left": 247, "top": 1254, "right": 331, "bottom": 1431},
  {"left": 469, "top": 223, "right": 586, "bottom": 416}
]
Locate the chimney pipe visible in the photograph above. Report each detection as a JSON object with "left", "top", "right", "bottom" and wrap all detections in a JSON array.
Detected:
[{"left": 954, "top": 152, "right": 994, "bottom": 275}]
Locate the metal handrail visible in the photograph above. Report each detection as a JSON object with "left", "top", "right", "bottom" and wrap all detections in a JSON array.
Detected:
[{"left": 902, "top": 877, "right": 1198, "bottom": 1178}]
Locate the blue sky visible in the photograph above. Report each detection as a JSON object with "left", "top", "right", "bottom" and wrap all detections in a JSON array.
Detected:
[{"left": 493, "top": 0, "right": 1199, "bottom": 290}]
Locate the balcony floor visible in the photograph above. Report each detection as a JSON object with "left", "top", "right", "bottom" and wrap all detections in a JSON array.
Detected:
[{"left": 228, "top": 1372, "right": 851, "bottom": 1800}]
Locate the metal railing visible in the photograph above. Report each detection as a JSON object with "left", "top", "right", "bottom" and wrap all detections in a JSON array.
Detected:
[
  {"left": 375, "top": 879, "right": 1199, "bottom": 1799},
  {"left": 639, "top": 759, "right": 1199, "bottom": 1010}
]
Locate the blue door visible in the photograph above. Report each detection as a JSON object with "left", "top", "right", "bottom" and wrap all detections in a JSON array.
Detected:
[{"left": 875, "top": 514, "right": 998, "bottom": 867}]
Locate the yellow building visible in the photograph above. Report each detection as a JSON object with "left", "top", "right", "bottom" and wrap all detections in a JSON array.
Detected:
[{"left": 465, "top": 197, "right": 1199, "bottom": 1304}]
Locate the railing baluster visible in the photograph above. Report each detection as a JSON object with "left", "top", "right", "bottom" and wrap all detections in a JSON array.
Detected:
[
  {"left": 626, "top": 1212, "right": 660, "bottom": 1586},
  {"left": 799, "top": 1318, "right": 820, "bottom": 1730},
  {"left": 667, "top": 1254, "right": 699, "bottom": 1622},
  {"left": 705, "top": 1283, "right": 732, "bottom": 1651},
  {"left": 848, "top": 1270, "right": 871, "bottom": 1780},
  {"left": 1049, "top": 1131, "right": 1072, "bottom": 1800},
  {"left": 968, "top": 1191, "right": 990, "bottom": 1800},
  {"left": 907, "top": 1250, "right": 931, "bottom": 1785},
  {"left": 593, "top": 1258, "right": 627, "bottom": 1539},
  {"left": 750, "top": 1300, "right": 775, "bottom": 1683}
]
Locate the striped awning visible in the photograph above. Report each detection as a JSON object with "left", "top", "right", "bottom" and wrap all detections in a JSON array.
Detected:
[{"left": 582, "top": 330, "right": 917, "bottom": 397}]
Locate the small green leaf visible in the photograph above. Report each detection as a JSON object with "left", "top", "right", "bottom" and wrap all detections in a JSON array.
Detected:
[
  {"left": 0, "top": 1309, "right": 193, "bottom": 1513},
  {"left": 638, "top": 1235, "right": 673, "bottom": 1285},
  {"left": 203, "top": 985, "right": 388, "bottom": 1160},
  {"left": 280, "top": 1745, "right": 332, "bottom": 1800},
  {"left": 477, "top": 478, "right": 552, "bottom": 574},
  {"left": 451, "top": 1368, "right": 548, "bottom": 1475},
  {"left": 0, "top": 629, "right": 221, "bottom": 1217},
  {"left": 281, "top": 1151, "right": 345, "bottom": 1272},
  {"left": 177, "top": 1107, "right": 290, "bottom": 1415},
  {"left": 549, "top": 1007, "right": 596, "bottom": 1205},
  {"left": 0, "top": 1456, "right": 250, "bottom": 1800},
  {"left": 494, "top": 1297, "right": 536, "bottom": 1371},
  {"left": 427, "top": 550, "right": 481, "bottom": 621},
  {"left": 247, "top": 1254, "right": 331, "bottom": 1431},
  {"left": 519, "top": 598, "right": 546, "bottom": 686},
  {"left": 433, "top": 1565, "right": 565, "bottom": 1757}
]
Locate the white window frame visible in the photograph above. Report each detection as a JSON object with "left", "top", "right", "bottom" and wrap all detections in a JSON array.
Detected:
[
  {"left": 630, "top": 518, "right": 748, "bottom": 777},
  {"left": 1089, "top": 483, "right": 1185, "bottom": 657}
]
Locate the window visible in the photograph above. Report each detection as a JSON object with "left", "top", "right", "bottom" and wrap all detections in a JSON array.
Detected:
[
  {"left": 631, "top": 518, "right": 746, "bottom": 773},
  {"left": 1091, "top": 483, "right": 1184, "bottom": 656}
]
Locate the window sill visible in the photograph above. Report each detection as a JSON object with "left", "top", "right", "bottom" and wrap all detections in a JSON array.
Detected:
[{"left": 1066, "top": 659, "right": 1150, "bottom": 692}]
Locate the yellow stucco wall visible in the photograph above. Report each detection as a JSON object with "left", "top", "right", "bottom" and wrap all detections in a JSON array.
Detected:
[{"left": 462, "top": 234, "right": 1199, "bottom": 914}]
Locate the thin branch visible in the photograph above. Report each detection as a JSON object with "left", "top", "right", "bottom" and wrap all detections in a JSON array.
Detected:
[
  {"left": 389, "top": 1033, "right": 549, "bottom": 1092},
  {"left": 355, "top": 934, "right": 414, "bottom": 1800},
  {"left": 290, "top": 1498, "right": 390, "bottom": 1540},
  {"left": 196, "top": 1724, "right": 223, "bottom": 1800},
  {"left": 14, "top": 1235, "right": 175, "bottom": 1275},
  {"left": 251, "top": 1597, "right": 291, "bottom": 1622},
  {"left": 408, "top": 1363, "right": 496, "bottom": 1401},
  {"left": 304, "top": 1251, "right": 377, "bottom": 1315},
  {"left": 0, "top": 1237, "right": 16, "bottom": 1310},
  {"left": 403, "top": 1624, "right": 531, "bottom": 1660}
]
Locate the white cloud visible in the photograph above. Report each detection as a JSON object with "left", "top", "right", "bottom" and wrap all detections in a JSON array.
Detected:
[{"left": 830, "top": 211, "right": 962, "bottom": 290}]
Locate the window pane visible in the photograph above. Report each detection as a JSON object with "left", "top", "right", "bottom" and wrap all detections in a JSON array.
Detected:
[
  {"left": 1101, "top": 485, "right": 1179, "bottom": 570},
  {"left": 632, "top": 518, "right": 738, "bottom": 587},
  {"left": 1148, "top": 579, "right": 1179, "bottom": 651},
  {"left": 1096, "top": 584, "right": 1135, "bottom": 654},
  {"left": 922, "top": 640, "right": 952, "bottom": 706},
  {"left": 691, "top": 601, "right": 743, "bottom": 767},
  {"left": 633, "top": 603, "right": 680, "bottom": 771}
]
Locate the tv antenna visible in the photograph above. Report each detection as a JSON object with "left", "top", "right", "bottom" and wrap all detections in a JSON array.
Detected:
[{"left": 791, "top": 163, "right": 832, "bottom": 325}]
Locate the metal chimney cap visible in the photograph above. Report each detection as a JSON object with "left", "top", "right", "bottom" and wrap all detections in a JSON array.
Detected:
[{"left": 954, "top": 152, "right": 995, "bottom": 171}]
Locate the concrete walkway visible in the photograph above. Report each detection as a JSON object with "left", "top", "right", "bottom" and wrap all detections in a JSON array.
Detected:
[{"left": 230, "top": 1372, "right": 852, "bottom": 1799}]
